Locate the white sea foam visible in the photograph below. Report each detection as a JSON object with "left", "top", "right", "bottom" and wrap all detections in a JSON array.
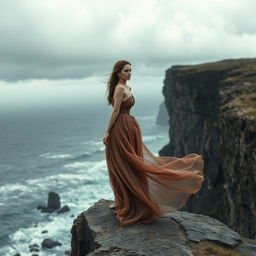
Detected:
[
  {"left": 40, "top": 152, "right": 73, "bottom": 159},
  {"left": 80, "top": 138, "right": 105, "bottom": 155},
  {"left": 63, "top": 160, "right": 96, "bottom": 169},
  {"left": 0, "top": 183, "right": 28, "bottom": 193},
  {"left": 98, "top": 146, "right": 105, "bottom": 152},
  {"left": 0, "top": 160, "right": 107, "bottom": 202},
  {"left": 0, "top": 171, "right": 113, "bottom": 256},
  {"left": 138, "top": 115, "right": 155, "bottom": 121},
  {"left": 1, "top": 215, "right": 71, "bottom": 256},
  {"left": 142, "top": 134, "right": 163, "bottom": 142},
  {"left": 81, "top": 139, "right": 102, "bottom": 146}
]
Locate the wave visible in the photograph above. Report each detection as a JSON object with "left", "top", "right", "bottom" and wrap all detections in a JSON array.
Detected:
[
  {"left": 40, "top": 153, "right": 73, "bottom": 159},
  {"left": 137, "top": 115, "right": 155, "bottom": 121},
  {"left": 0, "top": 184, "right": 113, "bottom": 256},
  {"left": 68, "top": 147, "right": 105, "bottom": 162},
  {"left": 81, "top": 139, "right": 103, "bottom": 146},
  {"left": 68, "top": 153, "right": 90, "bottom": 161},
  {"left": 0, "top": 158, "right": 113, "bottom": 256},
  {"left": 39, "top": 139, "right": 105, "bottom": 164},
  {"left": 0, "top": 160, "right": 107, "bottom": 202},
  {"left": 38, "top": 130, "right": 162, "bottom": 167},
  {"left": 142, "top": 134, "right": 164, "bottom": 143}
]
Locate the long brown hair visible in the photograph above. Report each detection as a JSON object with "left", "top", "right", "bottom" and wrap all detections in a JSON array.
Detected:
[{"left": 105, "top": 60, "right": 131, "bottom": 106}]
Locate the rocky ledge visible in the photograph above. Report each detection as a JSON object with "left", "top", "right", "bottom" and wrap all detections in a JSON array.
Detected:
[{"left": 70, "top": 199, "right": 256, "bottom": 256}]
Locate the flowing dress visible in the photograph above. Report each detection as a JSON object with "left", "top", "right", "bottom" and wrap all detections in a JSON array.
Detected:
[{"left": 105, "top": 94, "right": 204, "bottom": 226}]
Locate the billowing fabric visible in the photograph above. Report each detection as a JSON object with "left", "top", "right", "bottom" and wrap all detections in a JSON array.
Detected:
[{"left": 105, "top": 95, "right": 204, "bottom": 226}]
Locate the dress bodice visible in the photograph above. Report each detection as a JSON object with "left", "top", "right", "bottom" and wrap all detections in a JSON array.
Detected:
[{"left": 112, "top": 95, "right": 135, "bottom": 115}]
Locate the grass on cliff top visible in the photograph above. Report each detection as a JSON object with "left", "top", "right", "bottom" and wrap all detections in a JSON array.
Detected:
[
  {"left": 222, "top": 84, "right": 256, "bottom": 120},
  {"left": 192, "top": 241, "right": 249, "bottom": 256},
  {"left": 177, "top": 58, "right": 256, "bottom": 84},
  {"left": 179, "top": 58, "right": 256, "bottom": 78},
  {"left": 177, "top": 58, "right": 256, "bottom": 120}
]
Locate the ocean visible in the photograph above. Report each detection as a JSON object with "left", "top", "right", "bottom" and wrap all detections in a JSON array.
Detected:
[{"left": 0, "top": 77, "right": 169, "bottom": 255}]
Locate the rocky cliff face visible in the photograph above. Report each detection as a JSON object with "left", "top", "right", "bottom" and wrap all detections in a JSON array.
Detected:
[
  {"left": 158, "top": 58, "right": 256, "bottom": 239},
  {"left": 71, "top": 199, "right": 256, "bottom": 256}
]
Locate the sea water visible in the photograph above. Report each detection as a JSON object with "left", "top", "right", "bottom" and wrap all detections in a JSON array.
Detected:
[{"left": 0, "top": 78, "right": 169, "bottom": 256}]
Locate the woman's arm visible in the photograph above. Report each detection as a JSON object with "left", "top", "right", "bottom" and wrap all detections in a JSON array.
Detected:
[{"left": 105, "top": 86, "right": 124, "bottom": 133}]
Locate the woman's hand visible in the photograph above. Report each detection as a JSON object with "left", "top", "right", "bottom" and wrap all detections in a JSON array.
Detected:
[{"left": 103, "top": 132, "right": 110, "bottom": 145}]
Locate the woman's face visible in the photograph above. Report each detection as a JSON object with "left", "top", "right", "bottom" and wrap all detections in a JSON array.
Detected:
[{"left": 118, "top": 64, "right": 131, "bottom": 81}]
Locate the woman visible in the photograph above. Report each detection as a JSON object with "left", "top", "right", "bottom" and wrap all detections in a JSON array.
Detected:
[{"left": 103, "top": 60, "right": 204, "bottom": 227}]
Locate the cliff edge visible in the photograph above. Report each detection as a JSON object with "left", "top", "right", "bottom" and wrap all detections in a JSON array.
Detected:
[
  {"left": 70, "top": 199, "right": 256, "bottom": 256},
  {"left": 158, "top": 58, "right": 256, "bottom": 239}
]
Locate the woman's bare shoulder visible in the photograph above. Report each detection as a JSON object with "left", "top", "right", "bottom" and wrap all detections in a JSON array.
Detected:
[
  {"left": 114, "top": 85, "right": 125, "bottom": 93},
  {"left": 115, "top": 84, "right": 131, "bottom": 92}
]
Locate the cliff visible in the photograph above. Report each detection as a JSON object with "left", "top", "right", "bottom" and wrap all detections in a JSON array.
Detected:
[
  {"left": 156, "top": 101, "right": 169, "bottom": 126},
  {"left": 70, "top": 199, "right": 256, "bottom": 256},
  {"left": 158, "top": 58, "right": 256, "bottom": 239}
]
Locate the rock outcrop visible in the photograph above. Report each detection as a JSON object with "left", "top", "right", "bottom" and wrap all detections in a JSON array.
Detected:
[
  {"left": 37, "top": 191, "right": 61, "bottom": 213},
  {"left": 158, "top": 58, "right": 256, "bottom": 239},
  {"left": 156, "top": 101, "right": 169, "bottom": 126},
  {"left": 41, "top": 239, "right": 62, "bottom": 248},
  {"left": 37, "top": 191, "right": 70, "bottom": 213},
  {"left": 70, "top": 199, "right": 256, "bottom": 256}
]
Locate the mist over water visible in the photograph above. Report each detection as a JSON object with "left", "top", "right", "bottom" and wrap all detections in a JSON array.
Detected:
[{"left": 0, "top": 75, "right": 164, "bottom": 112}]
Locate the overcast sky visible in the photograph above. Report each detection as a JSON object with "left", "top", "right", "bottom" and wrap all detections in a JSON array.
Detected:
[{"left": 0, "top": 0, "right": 256, "bottom": 83}]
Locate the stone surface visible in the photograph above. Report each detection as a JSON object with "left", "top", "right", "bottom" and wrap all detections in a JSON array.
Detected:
[
  {"left": 65, "top": 249, "right": 71, "bottom": 255},
  {"left": 70, "top": 199, "right": 256, "bottom": 256},
  {"left": 71, "top": 211, "right": 99, "bottom": 255},
  {"left": 169, "top": 211, "right": 241, "bottom": 247},
  {"left": 238, "top": 238, "right": 256, "bottom": 256},
  {"left": 158, "top": 58, "right": 256, "bottom": 239},
  {"left": 56, "top": 205, "right": 70, "bottom": 213},
  {"left": 47, "top": 191, "right": 61, "bottom": 210},
  {"left": 41, "top": 238, "right": 62, "bottom": 248}
]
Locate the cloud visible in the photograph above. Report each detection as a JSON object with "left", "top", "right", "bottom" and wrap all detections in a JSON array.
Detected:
[{"left": 0, "top": 0, "right": 255, "bottom": 82}]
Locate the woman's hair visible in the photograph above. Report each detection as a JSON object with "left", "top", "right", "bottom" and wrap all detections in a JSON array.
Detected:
[{"left": 105, "top": 60, "right": 131, "bottom": 106}]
